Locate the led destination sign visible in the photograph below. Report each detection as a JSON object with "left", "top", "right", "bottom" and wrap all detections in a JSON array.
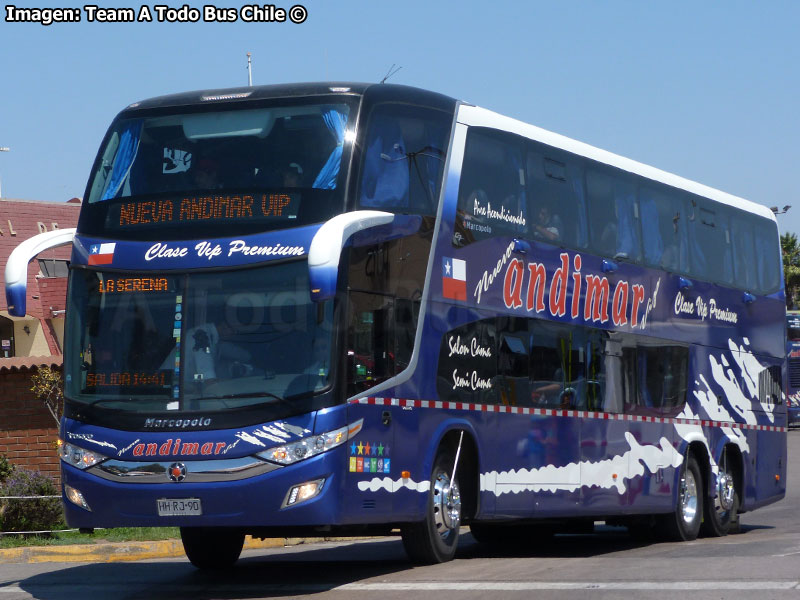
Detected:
[
  {"left": 113, "top": 193, "right": 301, "bottom": 228},
  {"left": 86, "top": 371, "right": 168, "bottom": 388},
  {"left": 98, "top": 277, "right": 172, "bottom": 294}
]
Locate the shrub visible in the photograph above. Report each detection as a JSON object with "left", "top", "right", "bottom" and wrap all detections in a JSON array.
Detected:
[
  {"left": 0, "top": 455, "right": 13, "bottom": 483},
  {"left": 0, "top": 468, "right": 64, "bottom": 535}
]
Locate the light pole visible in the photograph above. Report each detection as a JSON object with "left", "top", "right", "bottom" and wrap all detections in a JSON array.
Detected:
[
  {"left": 0, "top": 147, "right": 9, "bottom": 199},
  {"left": 771, "top": 205, "right": 791, "bottom": 215}
]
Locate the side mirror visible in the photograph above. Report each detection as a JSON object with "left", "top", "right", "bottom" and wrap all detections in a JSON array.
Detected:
[
  {"left": 307, "top": 211, "right": 420, "bottom": 302},
  {"left": 5, "top": 228, "right": 76, "bottom": 316}
]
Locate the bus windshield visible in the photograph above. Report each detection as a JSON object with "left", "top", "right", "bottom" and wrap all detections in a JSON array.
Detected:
[
  {"left": 65, "top": 261, "right": 333, "bottom": 413},
  {"left": 79, "top": 99, "right": 355, "bottom": 240}
]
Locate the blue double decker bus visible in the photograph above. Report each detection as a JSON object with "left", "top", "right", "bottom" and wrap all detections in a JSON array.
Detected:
[
  {"left": 5, "top": 83, "right": 786, "bottom": 568},
  {"left": 786, "top": 310, "right": 800, "bottom": 425}
]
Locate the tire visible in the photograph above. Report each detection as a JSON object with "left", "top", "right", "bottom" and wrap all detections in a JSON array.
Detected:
[
  {"left": 180, "top": 527, "right": 245, "bottom": 570},
  {"left": 701, "top": 450, "right": 740, "bottom": 537},
  {"left": 401, "top": 450, "right": 462, "bottom": 563},
  {"left": 657, "top": 454, "right": 703, "bottom": 541}
]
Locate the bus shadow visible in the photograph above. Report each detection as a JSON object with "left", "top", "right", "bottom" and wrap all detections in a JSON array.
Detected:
[
  {"left": 16, "top": 538, "right": 412, "bottom": 600},
  {"left": 17, "top": 526, "right": 772, "bottom": 599}
]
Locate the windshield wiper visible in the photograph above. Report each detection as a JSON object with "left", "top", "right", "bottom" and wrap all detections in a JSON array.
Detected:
[
  {"left": 192, "top": 391, "right": 293, "bottom": 407},
  {"left": 81, "top": 398, "right": 127, "bottom": 409}
]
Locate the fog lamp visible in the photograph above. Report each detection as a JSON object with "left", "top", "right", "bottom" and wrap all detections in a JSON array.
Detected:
[
  {"left": 64, "top": 484, "right": 91, "bottom": 511},
  {"left": 282, "top": 478, "right": 325, "bottom": 508}
]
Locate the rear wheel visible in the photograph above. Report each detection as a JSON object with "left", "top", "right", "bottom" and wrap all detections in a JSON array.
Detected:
[
  {"left": 180, "top": 527, "right": 245, "bottom": 570},
  {"left": 657, "top": 454, "right": 703, "bottom": 541},
  {"left": 401, "top": 450, "right": 462, "bottom": 563},
  {"left": 701, "top": 450, "right": 740, "bottom": 537}
]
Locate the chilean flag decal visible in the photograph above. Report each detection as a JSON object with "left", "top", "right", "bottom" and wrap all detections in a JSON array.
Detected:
[
  {"left": 88, "top": 243, "right": 116, "bottom": 265},
  {"left": 442, "top": 257, "right": 466, "bottom": 301}
]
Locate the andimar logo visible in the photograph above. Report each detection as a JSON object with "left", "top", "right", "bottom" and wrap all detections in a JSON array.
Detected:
[{"left": 168, "top": 462, "right": 187, "bottom": 483}]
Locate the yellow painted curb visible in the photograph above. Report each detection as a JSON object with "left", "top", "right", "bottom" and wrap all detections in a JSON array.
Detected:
[{"left": 0, "top": 535, "right": 284, "bottom": 564}]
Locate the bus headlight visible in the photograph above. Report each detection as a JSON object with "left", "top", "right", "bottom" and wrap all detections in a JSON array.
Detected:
[
  {"left": 257, "top": 419, "right": 362, "bottom": 466},
  {"left": 58, "top": 439, "right": 108, "bottom": 470}
]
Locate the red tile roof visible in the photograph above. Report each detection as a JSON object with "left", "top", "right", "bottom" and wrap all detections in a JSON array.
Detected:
[{"left": 0, "top": 355, "right": 62, "bottom": 372}]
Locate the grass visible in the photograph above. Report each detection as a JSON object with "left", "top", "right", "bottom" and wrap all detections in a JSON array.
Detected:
[{"left": 0, "top": 527, "right": 180, "bottom": 549}]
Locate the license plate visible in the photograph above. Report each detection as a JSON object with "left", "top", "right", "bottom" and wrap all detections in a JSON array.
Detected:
[{"left": 157, "top": 498, "right": 202, "bottom": 516}]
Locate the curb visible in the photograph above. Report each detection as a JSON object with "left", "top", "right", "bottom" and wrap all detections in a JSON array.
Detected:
[{"left": 0, "top": 535, "right": 289, "bottom": 564}]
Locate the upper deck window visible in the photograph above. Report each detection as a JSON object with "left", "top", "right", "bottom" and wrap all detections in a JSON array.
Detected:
[
  {"left": 454, "top": 130, "right": 589, "bottom": 249},
  {"left": 639, "top": 185, "right": 689, "bottom": 273},
  {"left": 357, "top": 103, "right": 451, "bottom": 216},
  {"left": 453, "top": 129, "right": 527, "bottom": 246},
  {"left": 79, "top": 98, "right": 356, "bottom": 240},
  {"left": 586, "top": 168, "right": 642, "bottom": 262}
]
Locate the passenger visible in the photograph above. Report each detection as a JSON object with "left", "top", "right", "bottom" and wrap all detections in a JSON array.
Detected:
[
  {"left": 183, "top": 311, "right": 252, "bottom": 384},
  {"left": 191, "top": 157, "right": 221, "bottom": 190},
  {"left": 533, "top": 205, "right": 563, "bottom": 242},
  {"left": 283, "top": 162, "right": 304, "bottom": 187}
]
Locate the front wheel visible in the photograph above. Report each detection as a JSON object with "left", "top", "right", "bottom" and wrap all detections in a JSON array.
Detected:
[
  {"left": 401, "top": 450, "right": 462, "bottom": 563},
  {"left": 657, "top": 454, "right": 703, "bottom": 541},
  {"left": 180, "top": 527, "right": 245, "bottom": 570}
]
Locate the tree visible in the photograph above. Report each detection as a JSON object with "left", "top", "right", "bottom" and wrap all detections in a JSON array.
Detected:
[
  {"left": 781, "top": 232, "right": 800, "bottom": 308},
  {"left": 30, "top": 366, "right": 64, "bottom": 427}
]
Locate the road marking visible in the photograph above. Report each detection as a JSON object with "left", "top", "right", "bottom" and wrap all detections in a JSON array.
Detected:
[
  {"left": 336, "top": 582, "right": 798, "bottom": 590},
  {"left": 1, "top": 581, "right": 799, "bottom": 593}
]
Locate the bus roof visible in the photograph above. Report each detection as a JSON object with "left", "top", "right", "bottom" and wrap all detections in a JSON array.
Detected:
[
  {"left": 118, "top": 82, "right": 773, "bottom": 223},
  {"left": 458, "top": 104, "right": 776, "bottom": 223},
  {"left": 120, "top": 82, "right": 456, "bottom": 113}
]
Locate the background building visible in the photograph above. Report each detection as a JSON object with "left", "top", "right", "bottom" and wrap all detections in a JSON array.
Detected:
[
  {"left": 0, "top": 198, "right": 80, "bottom": 482},
  {"left": 0, "top": 198, "right": 80, "bottom": 358}
]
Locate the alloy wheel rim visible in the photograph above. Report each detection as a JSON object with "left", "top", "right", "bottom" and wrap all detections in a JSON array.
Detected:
[
  {"left": 432, "top": 470, "right": 461, "bottom": 539},
  {"left": 716, "top": 470, "right": 735, "bottom": 513},
  {"left": 680, "top": 469, "right": 699, "bottom": 526}
]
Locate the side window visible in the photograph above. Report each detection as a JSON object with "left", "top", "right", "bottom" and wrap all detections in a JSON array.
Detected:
[
  {"left": 731, "top": 212, "right": 756, "bottom": 290},
  {"left": 759, "top": 364, "right": 783, "bottom": 406},
  {"left": 529, "top": 321, "right": 588, "bottom": 409},
  {"left": 346, "top": 292, "right": 397, "bottom": 395},
  {"left": 358, "top": 103, "right": 451, "bottom": 216},
  {"left": 453, "top": 128, "right": 527, "bottom": 247},
  {"left": 437, "top": 318, "right": 498, "bottom": 404},
  {"left": 586, "top": 168, "right": 642, "bottom": 262},
  {"left": 687, "top": 198, "right": 733, "bottom": 285},
  {"left": 497, "top": 317, "right": 530, "bottom": 407},
  {"left": 526, "top": 321, "right": 615, "bottom": 412},
  {"left": 526, "top": 143, "right": 587, "bottom": 248},
  {"left": 639, "top": 186, "right": 689, "bottom": 273},
  {"left": 584, "top": 330, "right": 608, "bottom": 411},
  {"left": 624, "top": 343, "right": 688, "bottom": 415},
  {"left": 753, "top": 218, "right": 781, "bottom": 294}
]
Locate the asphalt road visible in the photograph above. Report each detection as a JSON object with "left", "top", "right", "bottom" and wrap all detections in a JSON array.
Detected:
[{"left": 3, "top": 430, "right": 800, "bottom": 600}]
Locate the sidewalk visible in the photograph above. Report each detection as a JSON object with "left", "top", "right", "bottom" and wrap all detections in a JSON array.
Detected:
[{"left": 0, "top": 535, "right": 294, "bottom": 564}]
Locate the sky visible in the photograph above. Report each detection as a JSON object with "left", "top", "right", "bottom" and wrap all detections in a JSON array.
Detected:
[{"left": 1, "top": 1, "right": 799, "bottom": 234}]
